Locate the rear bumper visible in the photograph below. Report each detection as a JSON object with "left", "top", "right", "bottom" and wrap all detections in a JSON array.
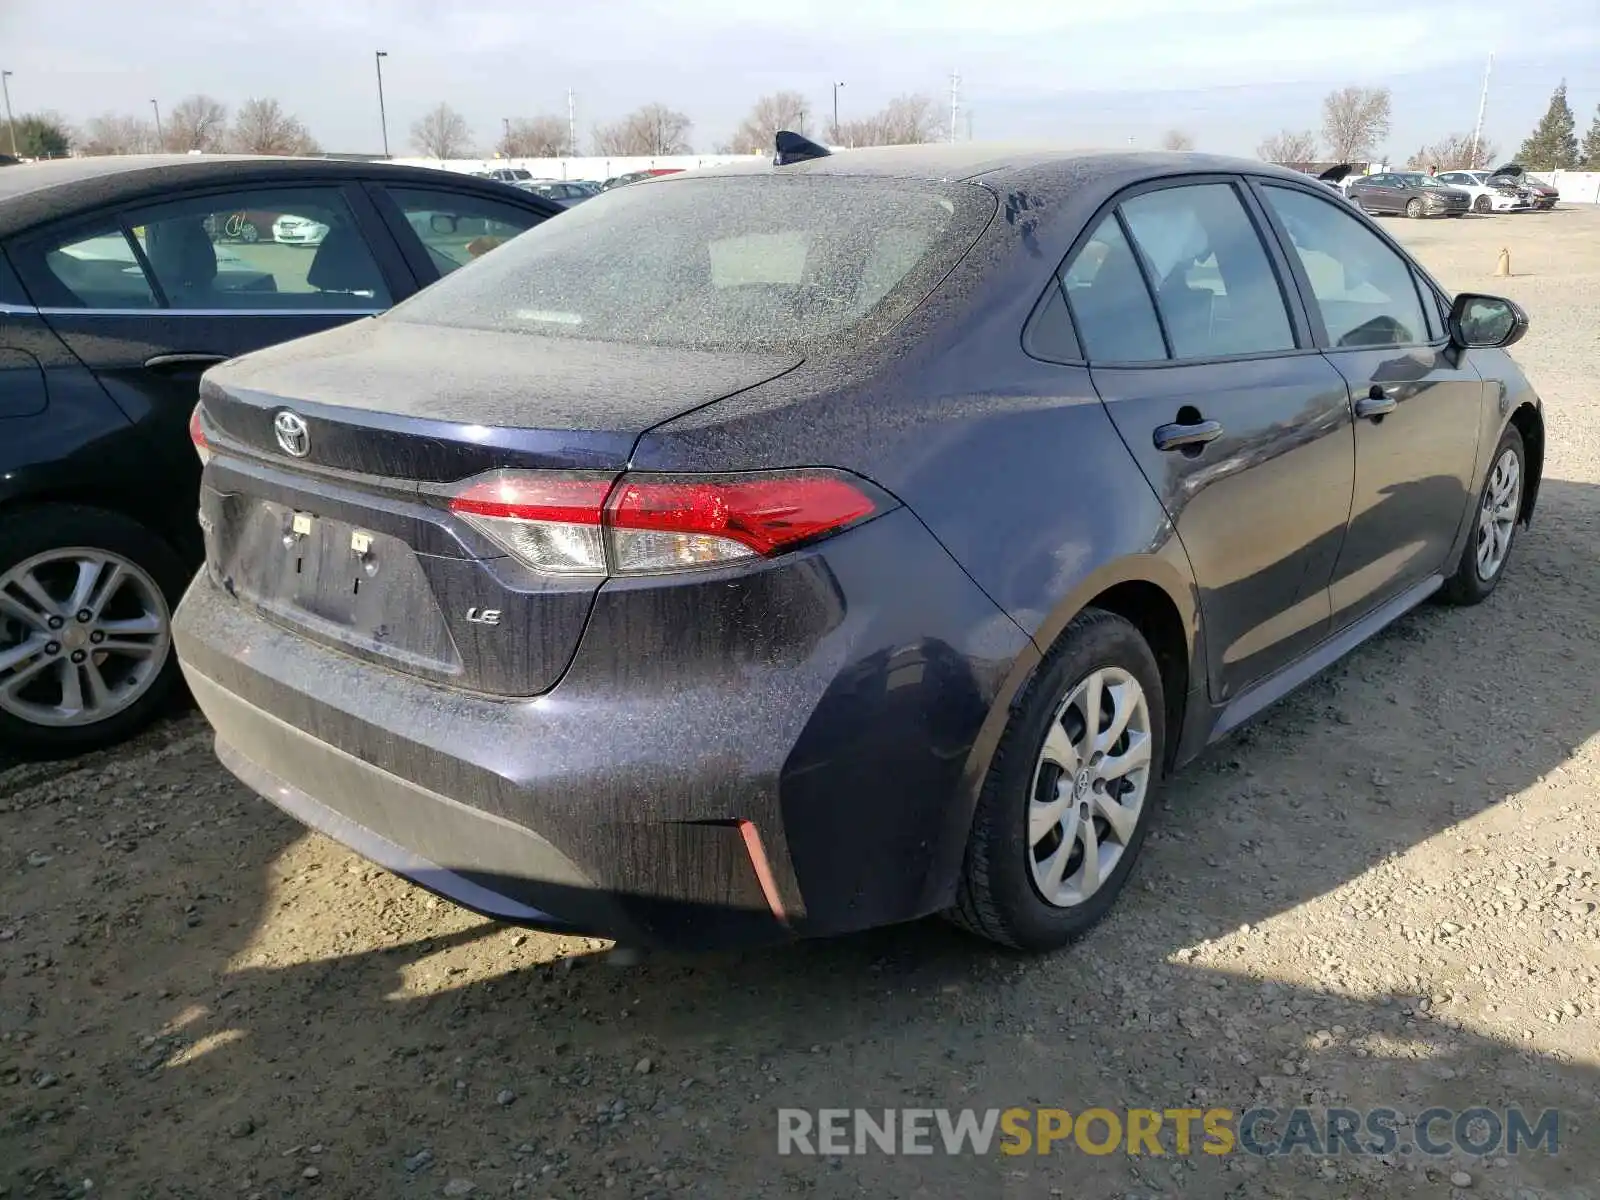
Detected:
[{"left": 174, "top": 506, "right": 1031, "bottom": 950}]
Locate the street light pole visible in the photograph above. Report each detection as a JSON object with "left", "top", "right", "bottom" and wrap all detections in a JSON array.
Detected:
[
  {"left": 151, "top": 99, "right": 163, "bottom": 148},
  {"left": 832, "top": 81, "right": 844, "bottom": 143},
  {"left": 374, "top": 51, "right": 390, "bottom": 157},
  {"left": 2, "top": 71, "right": 18, "bottom": 159},
  {"left": 502, "top": 116, "right": 511, "bottom": 154}
]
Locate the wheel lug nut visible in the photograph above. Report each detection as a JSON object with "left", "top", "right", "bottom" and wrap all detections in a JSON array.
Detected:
[
  {"left": 47, "top": 616, "right": 64, "bottom": 630},
  {"left": 70, "top": 649, "right": 86, "bottom": 664},
  {"left": 75, "top": 609, "right": 91, "bottom": 623},
  {"left": 45, "top": 641, "right": 61, "bottom": 655},
  {"left": 89, "top": 630, "right": 105, "bottom": 645}
]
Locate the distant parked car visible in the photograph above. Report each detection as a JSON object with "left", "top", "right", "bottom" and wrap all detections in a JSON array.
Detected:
[
  {"left": 0, "top": 154, "right": 559, "bottom": 757},
  {"left": 1487, "top": 163, "right": 1558, "bottom": 209},
  {"left": 516, "top": 181, "right": 594, "bottom": 207},
  {"left": 272, "top": 213, "right": 330, "bottom": 246},
  {"left": 1435, "top": 170, "right": 1533, "bottom": 214},
  {"left": 1348, "top": 172, "right": 1471, "bottom": 218},
  {"left": 599, "top": 168, "right": 684, "bottom": 191}
]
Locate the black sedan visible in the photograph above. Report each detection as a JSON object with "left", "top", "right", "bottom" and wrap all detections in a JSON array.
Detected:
[
  {"left": 1348, "top": 171, "right": 1472, "bottom": 217},
  {"left": 0, "top": 155, "right": 560, "bottom": 758},
  {"left": 174, "top": 142, "right": 1543, "bottom": 953}
]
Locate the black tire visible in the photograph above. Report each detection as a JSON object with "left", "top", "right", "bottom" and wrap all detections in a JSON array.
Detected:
[
  {"left": 1473, "top": 195, "right": 1492, "bottom": 214},
  {"left": 239, "top": 221, "right": 260, "bottom": 244},
  {"left": 0, "top": 505, "right": 189, "bottom": 760},
  {"left": 1405, "top": 197, "right": 1425, "bottom": 218},
  {"left": 946, "top": 609, "right": 1167, "bottom": 952},
  {"left": 1440, "top": 425, "right": 1526, "bottom": 606}
]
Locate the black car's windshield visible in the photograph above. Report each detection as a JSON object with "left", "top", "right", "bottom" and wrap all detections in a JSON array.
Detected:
[
  {"left": 1397, "top": 173, "right": 1448, "bottom": 188},
  {"left": 388, "top": 174, "right": 996, "bottom": 352}
]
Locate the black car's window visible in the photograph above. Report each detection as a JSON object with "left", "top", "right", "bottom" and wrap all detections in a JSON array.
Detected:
[
  {"left": 383, "top": 186, "right": 546, "bottom": 278},
  {"left": 1119, "top": 183, "right": 1295, "bottom": 360},
  {"left": 1261, "top": 185, "right": 1429, "bottom": 348},
  {"left": 32, "top": 225, "right": 159, "bottom": 309},
  {"left": 1061, "top": 214, "right": 1167, "bottom": 363},
  {"left": 121, "top": 187, "right": 391, "bottom": 311},
  {"left": 388, "top": 175, "right": 995, "bottom": 353}
]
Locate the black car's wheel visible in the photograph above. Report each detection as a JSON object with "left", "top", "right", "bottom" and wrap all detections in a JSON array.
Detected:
[
  {"left": 947, "top": 609, "right": 1166, "bottom": 952},
  {"left": 1405, "top": 197, "right": 1425, "bottom": 218},
  {"left": 0, "top": 505, "right": 188, "bottom": 760},
  {"left": 1441, "top": 426, "right": 1526, "bottom": 607},
  {"left": 1473, "top": 195, "right": 1493, "bottom": 214}
]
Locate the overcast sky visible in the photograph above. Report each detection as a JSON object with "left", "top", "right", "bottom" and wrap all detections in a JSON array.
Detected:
[{"left": 4, "top": 0, "right": 1599, "bottom": 159}]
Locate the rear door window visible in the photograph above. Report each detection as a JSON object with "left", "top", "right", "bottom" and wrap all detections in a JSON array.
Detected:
[
  {"left": 1119, "top": 182, "right": 1296, "bottom": 360},
  {"left": 31, "top": 225, "right": 159, "bottom": 309},
  {"left": 120, "top": 186, "right": 393, "bottom": 310}
]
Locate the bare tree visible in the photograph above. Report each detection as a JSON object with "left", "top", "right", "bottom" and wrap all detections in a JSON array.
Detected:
[
  {"left": 411, "top": 103, "right": 473, "bottom": 159},
  {"left": 229, "top": 98, "right": 318, "bottom": 155},
  {"left": 79, "top": 113, "right": 159, "bottom": 155},
  {"left": 164, "top": 94, "right": 229, "bottom": 152},
  {"left": 1257, "top": 129, "right": 1320, "bottom": 164},
  {"left": 728, "top": 90, "right": 809, "bottom": 154},
  {"left": 1405, "top": 133, "right": 1498, "bottom": 173},
  {"left": 592, "top": 104, "right": 693, "bottom": 155},
  {"left": 1321, "top": 86, "right": 1391, "bottom": 161},
  {"left": 499, "top": 115, "right": 568, "bottom": 158},
  {"left": 832, "top": 93, "right": 939, "bottom": 147},
  {"left": 1160, "top": 129, "right": 1196, "bottom": 151}
]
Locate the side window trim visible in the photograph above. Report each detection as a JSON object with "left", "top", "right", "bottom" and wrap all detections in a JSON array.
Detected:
[
  {"left": 1110, "top": 208, "right": 1175, "bottom": 360},
  {"left": 1247, "top": 177, "right": 1433, "bottom": 353},
  {"left": 115, "top": 212, "right": 173, "bottom": 308}
]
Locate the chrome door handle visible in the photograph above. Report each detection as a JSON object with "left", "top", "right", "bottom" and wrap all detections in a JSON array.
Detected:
[
  {"left": 1153, "top": 419, "right": 1223, "bottom": 452},
  {"left": 1355, "top": 386, "right": 1398, "bottom": 420},
  {"left": 144, "top": 352, "right": 228, "bottom": 370}
]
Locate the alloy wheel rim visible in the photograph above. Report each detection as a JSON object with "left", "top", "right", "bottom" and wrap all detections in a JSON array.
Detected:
[
  {"left": 1475, "top": 448, "right": 1521, "bottom": 582},
  {"left": 1028, "top": 666, "right": 1153, "bottom": 908},
  {"left": 0, "top": 548, "right": 170, "bottom": 728}
]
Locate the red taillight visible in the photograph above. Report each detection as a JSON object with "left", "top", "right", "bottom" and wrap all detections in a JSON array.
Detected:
[
  {"left": 189, "top": 406, "right": 212, "bottom": 465},
  {"left": 447, "top": 470, "right": 880, "bottom": 576}
]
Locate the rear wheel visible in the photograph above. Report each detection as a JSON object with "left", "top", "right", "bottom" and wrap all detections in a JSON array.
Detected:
[
  {"left": 1405, "top": 197, "right": 1425, "bottom": 218},
  {"left": 946, "top": 609, "right": 1166, "bottom": 952},
  {"left": 0, "top": 506, "right": 188, "bottom": 759}
]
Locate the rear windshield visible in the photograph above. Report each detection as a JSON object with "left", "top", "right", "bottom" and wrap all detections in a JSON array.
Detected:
[{"left": 387, "top": 174, "right": 996, "bottom": 352}]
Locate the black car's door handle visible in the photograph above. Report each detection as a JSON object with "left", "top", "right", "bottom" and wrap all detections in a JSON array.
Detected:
[
  {"left": 1153, "top": 419, "right": 1223, "bottom": 452},
  {"left": 143, "top": 352, "right": 228, "bottom": 371},
  {"left": 1355, "top": 386, "right": 1398, "bottom": 421}
]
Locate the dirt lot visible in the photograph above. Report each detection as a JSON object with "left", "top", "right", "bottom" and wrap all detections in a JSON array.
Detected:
[{"left": 4, "top": 206, "right": 1600, "bottom": 1200}]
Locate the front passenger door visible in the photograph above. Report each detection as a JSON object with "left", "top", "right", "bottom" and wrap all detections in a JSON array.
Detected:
[{"left": 1257, "top": 183, "right": 1484, "bottom": 626}]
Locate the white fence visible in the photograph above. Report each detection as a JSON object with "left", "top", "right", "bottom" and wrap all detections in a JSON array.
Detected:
[
  {"left": 1529, "top": 171, "right": 1600, "bottom": 204},
  {"left": 390, "top": 154, "right": 761, "bottom": 182}
]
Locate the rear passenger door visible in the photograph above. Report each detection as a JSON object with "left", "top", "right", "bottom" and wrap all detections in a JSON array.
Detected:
[
  {"left": 10, "top": 182, "right": 405, "bottom": 495},
  {"left": 1068, "top": 178, "right": 1357, "bottom": 704},
  {"left": 1254, "top": 181, "right": 1483, "bottom": 626}
]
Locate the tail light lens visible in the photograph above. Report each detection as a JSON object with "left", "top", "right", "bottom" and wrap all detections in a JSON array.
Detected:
[
  {"left": 189, "top": 406, "right": 212, "bottom": 465},
  {"left": 448, "top": 470, "right": 882, "bottom": 576}
]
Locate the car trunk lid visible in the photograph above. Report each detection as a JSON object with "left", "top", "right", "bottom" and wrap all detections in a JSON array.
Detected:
[{"left": 195, "top": 317, "right": 801, "bottom": 696}]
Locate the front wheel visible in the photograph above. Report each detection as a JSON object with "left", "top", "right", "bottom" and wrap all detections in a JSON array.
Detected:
[
  {"left": 1440, "top": 426, "right": 1525, "bottom": 606},
  {"left": 946, "top": 609, "right": 1166, "bottom": 952},
  {"left": 1405, "top": 197, "right": 1425, "bottom": 218},
  {"left": 1474, "top": 195, "right": 1493, "bottom": 214},
  {"left": 0, "top": 506, "right": 188, "bottom": 759}
]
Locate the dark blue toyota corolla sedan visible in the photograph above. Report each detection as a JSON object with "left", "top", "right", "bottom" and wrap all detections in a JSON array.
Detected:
[{"left": 173, "top": 142, "right": 1543, "bottom": 953}]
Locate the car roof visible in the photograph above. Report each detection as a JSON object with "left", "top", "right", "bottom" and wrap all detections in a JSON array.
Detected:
[
  {"left": 660, "top": 143, "right": 1324, "bottom": 191},
  {"left": 0, "top": 154, "right": 560, "bottom": 238}
]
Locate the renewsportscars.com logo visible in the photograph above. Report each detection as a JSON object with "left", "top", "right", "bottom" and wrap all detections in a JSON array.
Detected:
[{"left": 776, "top": 1106, "right": 1561, "bottom": 1159}]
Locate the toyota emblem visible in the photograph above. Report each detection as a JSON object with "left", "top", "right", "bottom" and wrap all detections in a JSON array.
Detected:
[{"left": 273, "top": 410, "right": 310, "bottom": 458}]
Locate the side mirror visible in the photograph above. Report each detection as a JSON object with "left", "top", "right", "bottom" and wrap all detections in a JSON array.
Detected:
[
  {"left": 1448, "top": 293, "right": 1528, "bottom": 350},
  {"left": 429, "top": 213, "right": 460, "bottom": 235}
]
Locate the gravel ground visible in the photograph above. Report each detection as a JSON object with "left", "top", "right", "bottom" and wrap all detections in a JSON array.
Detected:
[{"left": 4, "top": 206, "right": 1599, "bottom": 1200}]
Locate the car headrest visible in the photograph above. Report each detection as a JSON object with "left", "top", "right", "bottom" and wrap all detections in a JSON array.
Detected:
[
  {"left": 145, "top": 219, "right": 218, "bottom": 294},
  {"left": 306, "top": 226, "right": 384, "bottom": 295}
]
